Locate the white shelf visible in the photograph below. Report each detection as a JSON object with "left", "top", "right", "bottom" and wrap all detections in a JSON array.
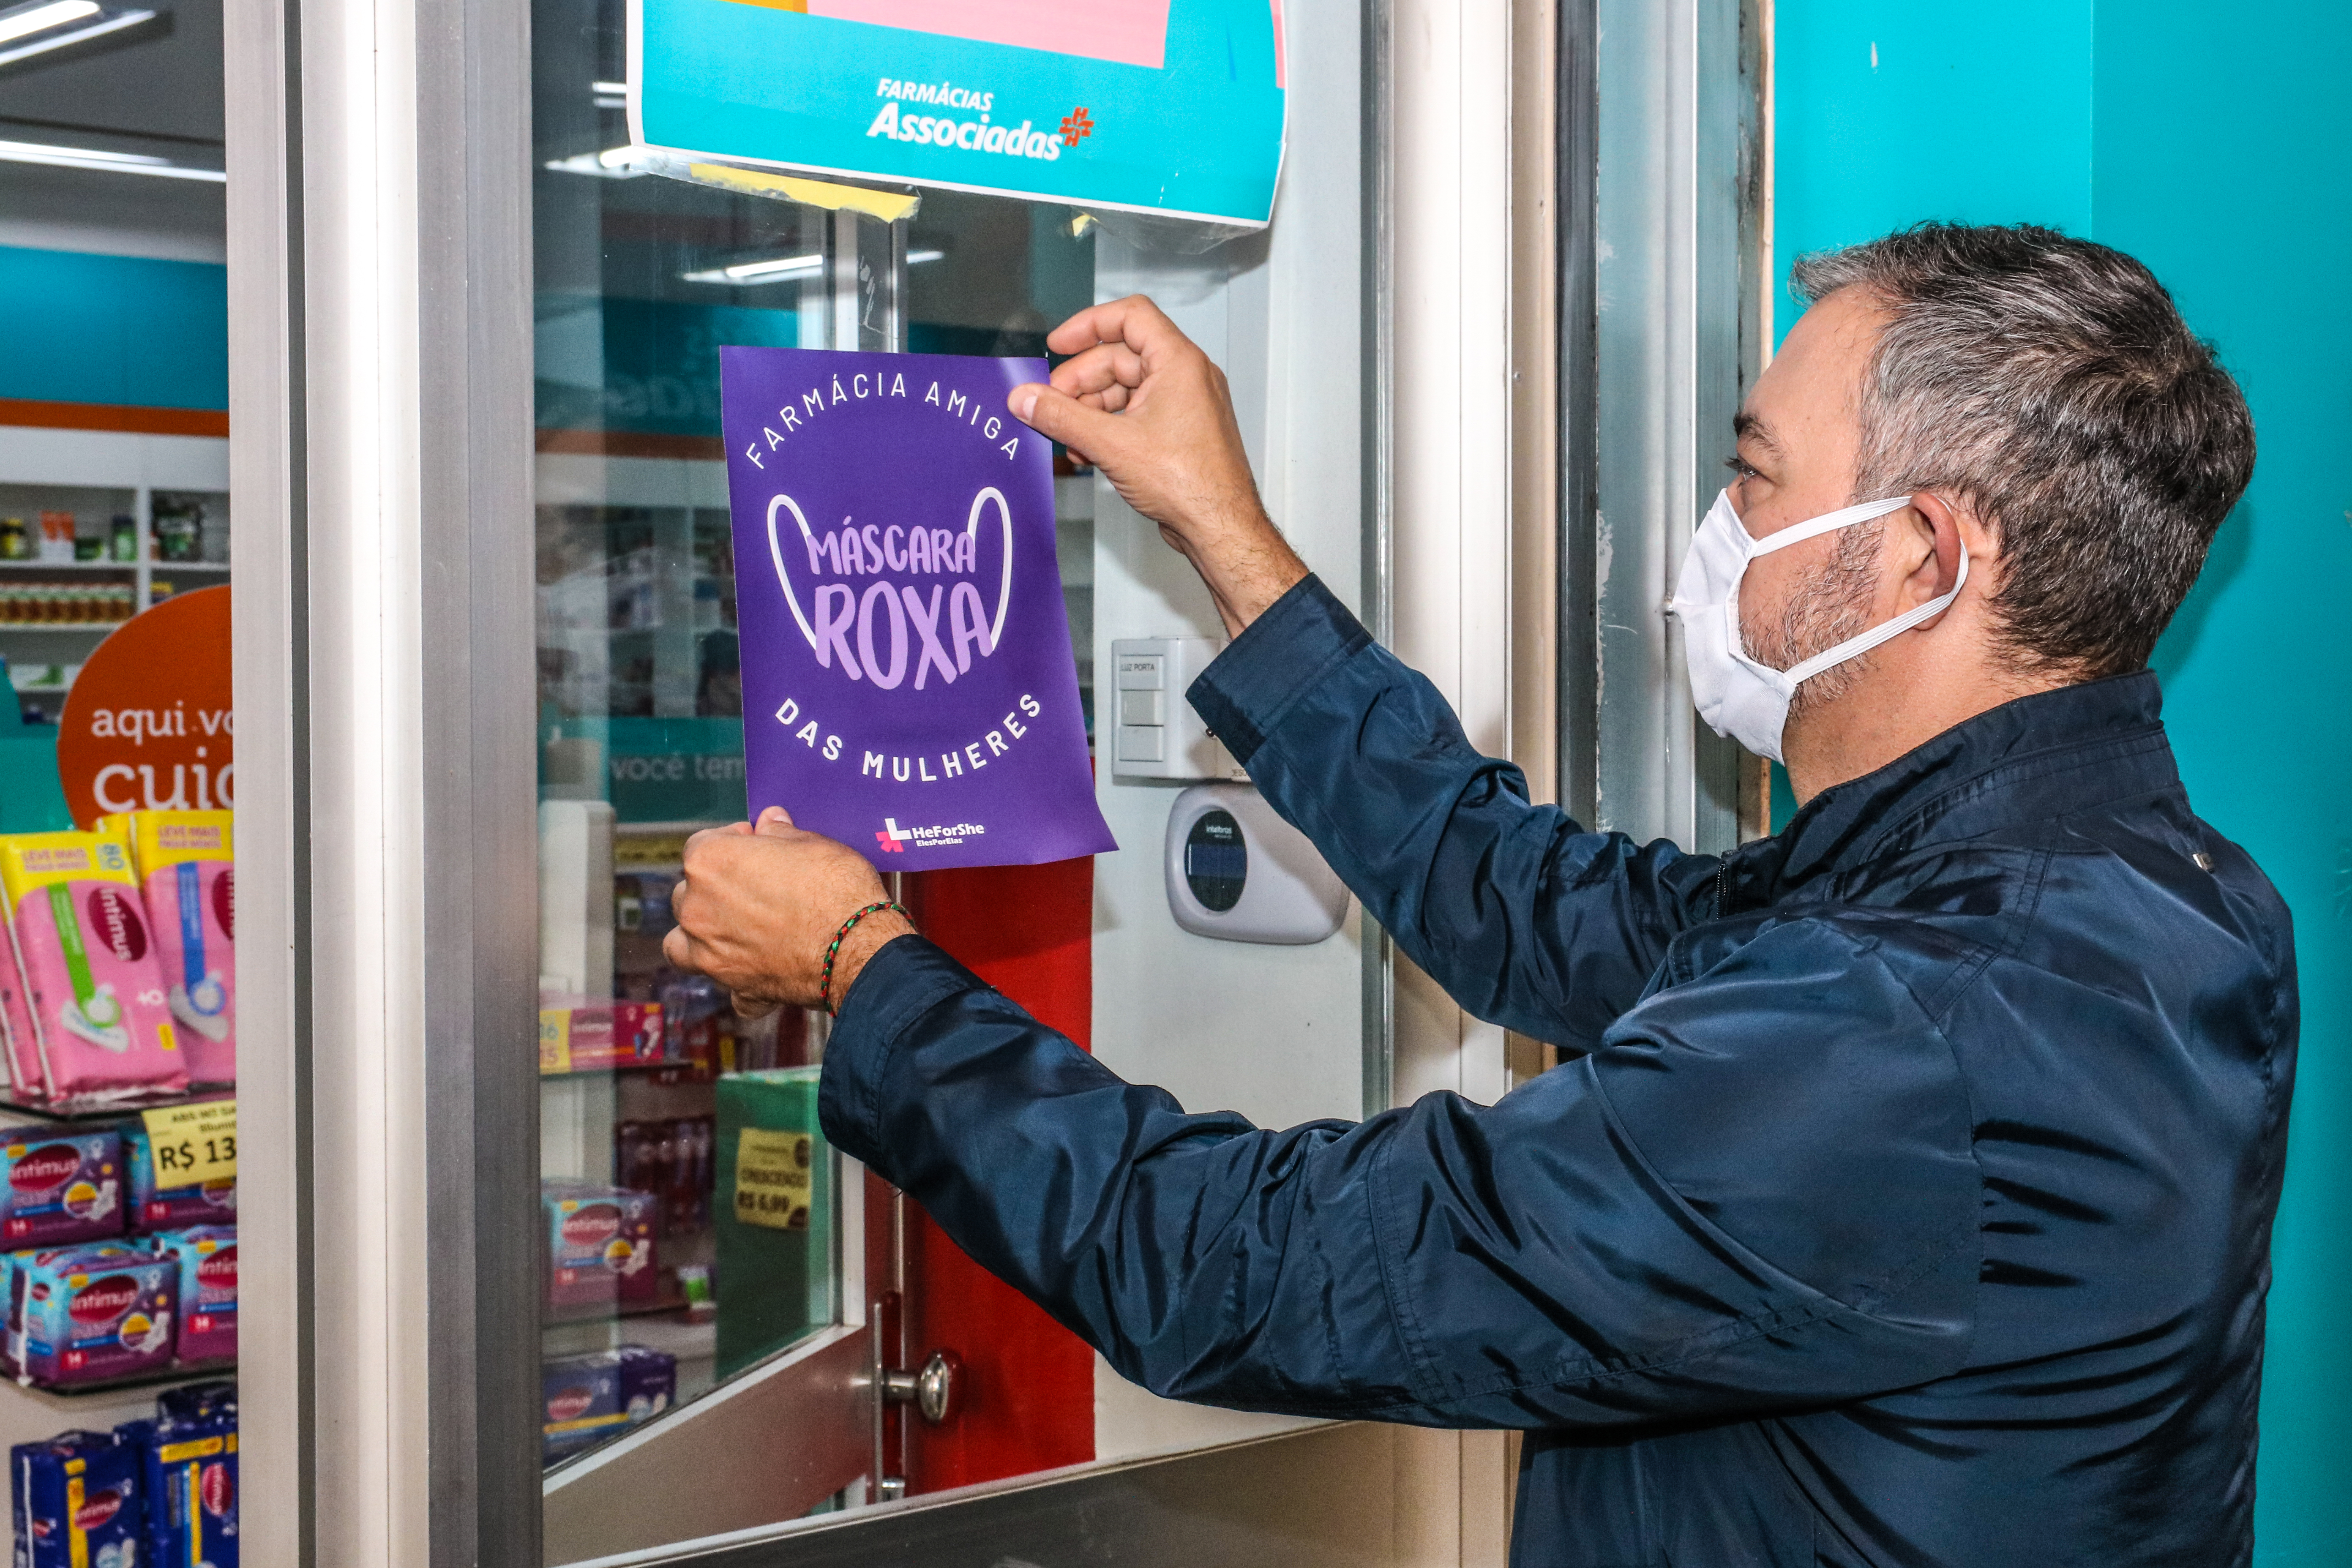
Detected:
[
  {"left": 0, "top": 427, "right": 228, "bottom": 491},
  {"left": 0, "top": 560, "right": 139, "bottom": 573},
  {"left": 10, "top": 562, "right": 236, "bottom": 574}
]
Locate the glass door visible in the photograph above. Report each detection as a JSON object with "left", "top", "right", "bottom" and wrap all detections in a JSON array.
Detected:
[{"left": 526, "top": 0, "right": 1372, "bottom": 1558}]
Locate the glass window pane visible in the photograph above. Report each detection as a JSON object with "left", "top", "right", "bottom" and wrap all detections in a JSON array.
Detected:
[
  {"left": 0, "top": 0, "right": 241, "bottom": 1537},
  {"left": 532, "top": 0, "right": 1363, "bottom": 1553}
]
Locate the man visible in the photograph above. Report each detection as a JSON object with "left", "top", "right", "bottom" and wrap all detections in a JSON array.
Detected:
[{"left": 666, "top": 224, "right": 2292, "bottom": 1565}]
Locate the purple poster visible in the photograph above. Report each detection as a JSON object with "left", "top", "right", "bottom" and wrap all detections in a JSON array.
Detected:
[{"left": 720, "top": 346, "right": 1115, "bottom": 869}]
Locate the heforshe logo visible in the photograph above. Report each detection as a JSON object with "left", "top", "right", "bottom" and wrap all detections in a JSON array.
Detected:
[{"left": 875, "top": 818, "right": 913, "bottom": 854}]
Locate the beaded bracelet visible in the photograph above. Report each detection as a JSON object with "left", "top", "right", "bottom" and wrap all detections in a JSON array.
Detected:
[{"left": 820, "top": 899, "right": 912, "bottom": 1016}]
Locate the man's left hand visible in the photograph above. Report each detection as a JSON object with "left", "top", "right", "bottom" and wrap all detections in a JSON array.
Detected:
[{"left": 663, "top": 806, "right": 914, "bottom": 1014}]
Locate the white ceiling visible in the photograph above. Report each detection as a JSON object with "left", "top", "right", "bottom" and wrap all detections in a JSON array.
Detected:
[{"left": 0, "top": 0, "right": 225, "bottom": 261}]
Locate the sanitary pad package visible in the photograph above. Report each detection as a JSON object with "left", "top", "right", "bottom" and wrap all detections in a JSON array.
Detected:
[
  {"left": 541, "top": 1345, "right": 677, "bottom": 1462},
  {"left": 124, "top": 1127, "right": 235, "bottom": 1234},
  {"left": 0, "top": 936, "right": 40, "bottom": 1102},
  {"left": 541, "top": 1184, "right": 659, "bottom": 1314},
  {"left": 0, "top": 833, "right": 188, "bottom": 1103},
  {"left": 154, "top": 1225, "right": 235, "bottom": 1363},
  {"left": 138, "top": 1402, "right": 237, "bottom": 1568},
  {"left": 126, "top": 813, "right": 235, "bottom": 1087},
  {"left": 155, "top": 1380, "right": 235, "bottom": 1427},
  {"left": 11, "top": 1242, "right": 175, "bottom": 1387},
  {"left": 0, "top": 1129, "right": 122, "bottom": 1247},
  {"left": 10, "top": 1428, "right": 146, "bottom": 1568}
]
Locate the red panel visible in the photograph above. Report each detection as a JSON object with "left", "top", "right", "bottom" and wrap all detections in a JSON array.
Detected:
[{"left": 884, "top": 858, "right": 1097, "bottom": 1493}]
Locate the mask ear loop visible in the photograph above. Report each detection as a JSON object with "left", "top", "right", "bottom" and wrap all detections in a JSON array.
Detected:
[
  {"left": 1724, "top": 494, "right": 1914, "bottom": 677},
  {"left": 1743, "top": 494, "right": 1915, "bottom": 559},
  {"left": 1782, "top": 541, "right": 1971, "bottom": 686}
]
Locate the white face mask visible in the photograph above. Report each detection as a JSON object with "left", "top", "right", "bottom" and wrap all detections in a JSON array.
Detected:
[{"left": 1668, "top": 489, "right": 1970, "bottom": 764}]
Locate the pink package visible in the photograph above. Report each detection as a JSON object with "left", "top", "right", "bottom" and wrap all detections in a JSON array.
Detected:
[
  {"left": 127, "top": 813, "right": 235, "bottom": 1086},
  {"left": 0, "top": 834, "right": 188, "bottom": 1103},
  {"left": 0, "top": 936, "right": 43, "bottom": 1101}
]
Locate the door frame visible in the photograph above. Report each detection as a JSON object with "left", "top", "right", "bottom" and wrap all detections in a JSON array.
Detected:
[{"left": 228, "top": 0, "right": 542, "bottom": 1555}]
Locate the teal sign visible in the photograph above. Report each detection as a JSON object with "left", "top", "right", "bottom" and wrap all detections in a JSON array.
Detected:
[{"left": 628, "top": 0, "right": 1286, "bottom": 226}]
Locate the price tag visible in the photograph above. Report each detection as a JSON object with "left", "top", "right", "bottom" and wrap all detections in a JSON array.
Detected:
[
  {"left": 538, "top": 1010, "right": 573, "bottom": 1075},
  {"left": 142, "top": 1100, "right": 237, "bottom": 1187},
  {"left": 732, "top": 1126, "right": 813, "bottom": 1231}
]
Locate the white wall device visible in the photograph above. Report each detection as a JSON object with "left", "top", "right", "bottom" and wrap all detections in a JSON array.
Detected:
[
  {"left": 1110, "top": 636, "right": 1247, "bottom": 783},
  {"left": 1163, "top": 783, "right": 1351, "bottom": 945}
]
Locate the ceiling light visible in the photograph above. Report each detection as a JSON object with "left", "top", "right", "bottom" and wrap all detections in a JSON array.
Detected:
[
  {"left": 542, "top": 145, "right": 647, "bottom": 179},
  {"left": 0, "top": 135, "right": 220, "bottom": 180},
  {"left": 590, "top": 80, "right": 626, "bottom": 95},
  {"left": 680, "top": 249, "right": 945, "bottom": 286},
  {"left": 0, "top": 3, "right": 156, "bottom": 68},
  {"left": 0, "top": 0, "right": 98, "bottom": 46},
  {"left": 682, "top": 252, "right": 821, "bottom": 285}
]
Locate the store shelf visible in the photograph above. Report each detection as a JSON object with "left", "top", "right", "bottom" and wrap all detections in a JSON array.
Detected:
[
  {"left": 0, "top": 561, "right": 138, "bottom": 573},
  {"left": 539, "top": 1059, "right": 706, "bottom": 1083},
  {"left": 0, "top": 623, "right": 129, "bottom": 634},
  {"left": 11, "top": 1358, "right": 235, "bottom": 1402},
  {"left": 544, "top": 1288, "right": 694, "bottom": 1328},
  {"left": 152, "top": 561, "right": 231, "bottom": 573},
  {"left": 0, "top": 1087, "right": 234, "bottom": 1124},
  {"left": 611, "top": 1314, "right": 715, "bottom": 1363},
  {"left": 540, "top": 1306, "right": 716, "bottom": 1363}
]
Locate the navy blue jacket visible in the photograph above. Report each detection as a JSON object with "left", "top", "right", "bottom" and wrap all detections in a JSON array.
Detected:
[{"left": 821, "top": 574, "right": 2296, "bottom": 1566}]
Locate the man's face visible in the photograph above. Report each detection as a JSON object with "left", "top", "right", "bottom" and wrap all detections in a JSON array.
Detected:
[{"left": 1727, "top": 288, "right": 1885, "bottom": 695}]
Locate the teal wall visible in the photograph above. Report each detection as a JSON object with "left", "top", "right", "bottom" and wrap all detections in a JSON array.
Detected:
[
  {"left": 0, "top": 246, "right": 229, "bottom": 411},
  {"left": 1775, "top": 5, "right": 2352, "bottom": 1559}
]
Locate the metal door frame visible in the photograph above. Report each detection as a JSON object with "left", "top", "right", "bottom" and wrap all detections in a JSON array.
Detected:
[{"left": 1577, "top": 0, "right": 1764, "bottom": 851}]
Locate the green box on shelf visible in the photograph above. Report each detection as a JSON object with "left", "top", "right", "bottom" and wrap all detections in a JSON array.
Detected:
[{"left": 714, "top": 1067, "right": 834, "bottom": 1381}]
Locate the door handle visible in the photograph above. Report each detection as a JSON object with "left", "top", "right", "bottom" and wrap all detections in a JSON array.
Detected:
[{"left": 882, "top": 1349, "right": 960, "bottom": 1425}]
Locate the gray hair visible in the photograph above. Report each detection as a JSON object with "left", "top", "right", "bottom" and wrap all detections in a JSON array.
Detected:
[{"left": 1789, "top": 224, "right": 2255, "bottom": 678}]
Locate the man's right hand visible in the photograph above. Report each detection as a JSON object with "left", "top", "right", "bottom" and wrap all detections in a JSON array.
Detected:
[{"left": 1009, "top": 296, "right": 1307, "bottom": 636}]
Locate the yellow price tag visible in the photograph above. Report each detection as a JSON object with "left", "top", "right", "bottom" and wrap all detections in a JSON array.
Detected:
[
  {"left": 732, "top": 1126, "right": 814, "bottom": 1231},
  {"left": 141, "top": 1100, "right": 237, "bottom": 1187},
  {"left": 538, "top": 1010, "right": 573, "bottom": 1075}
]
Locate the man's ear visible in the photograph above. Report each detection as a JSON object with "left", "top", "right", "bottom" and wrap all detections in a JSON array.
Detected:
[{"left": 1904, "top": 491, "right": 1969, "bottom": 619}]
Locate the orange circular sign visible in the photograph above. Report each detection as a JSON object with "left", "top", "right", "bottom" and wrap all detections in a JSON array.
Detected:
[{"left": 55, "top": 586, "right": 232, "bottom": 829}]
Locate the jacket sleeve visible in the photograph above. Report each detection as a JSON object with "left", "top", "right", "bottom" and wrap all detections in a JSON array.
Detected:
[
  {"left": 821, "top": 925, "right": 1981, "bottom": 1430},
  {"left": 1187, "top": 575, "right": 1719, "bottom": 1052}
]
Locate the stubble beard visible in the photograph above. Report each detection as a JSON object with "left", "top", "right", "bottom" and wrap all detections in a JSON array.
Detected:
[{"left": 1740, "top": 522, "right": 1884, "bottom": 718}]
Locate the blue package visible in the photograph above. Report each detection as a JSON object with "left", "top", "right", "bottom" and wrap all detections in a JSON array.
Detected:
[
  {"left": 154, "top": 1382, "right": 235, "bottom": 1427},
  {"left": 123, "top": 1129, "right": 235, "bottom": 1235},
  {"left": 141, "top": 1406, "right": 235, "bottom": 1568},
  {"left": 541, "top": 1346, "right": 676, "bottom": 1463},
  {"left": 11, "top": 1428, "right": 145, "bottom": 1568}
]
